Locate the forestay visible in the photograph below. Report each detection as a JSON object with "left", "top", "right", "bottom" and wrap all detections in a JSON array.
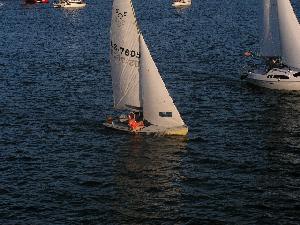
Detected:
[
  {"left": 110, "top": 0, "right": 141, "bottom": 110},
  {"left": 277, "top": 0, "right": 300, "bottom": 69},
  {"left": 260, "top": 0, "right": 281, "bottom": 57},
  {"left": 139, "top": 35, "right": 185, "bottom": 128}
]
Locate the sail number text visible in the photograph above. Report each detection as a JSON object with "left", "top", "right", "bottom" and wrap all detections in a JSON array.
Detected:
[{"left": 111, "top": 41, "right": 140, "bottom": 58}]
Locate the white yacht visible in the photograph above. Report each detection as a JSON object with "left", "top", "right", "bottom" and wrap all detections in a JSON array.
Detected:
[
  {"left": 245, "top": 0, "right": 300, "bottom": 90},
  {"left": 53, "top": 0, "right": 86, "bottom": 8}
]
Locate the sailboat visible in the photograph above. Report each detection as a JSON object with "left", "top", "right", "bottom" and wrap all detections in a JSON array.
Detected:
[
  {"left": 172, "top": 0, "right": 192, "bottom": 8},
  {"left": 103, "top": 0, "right": 188, "bottom": 136},
  {"left": 245, "top": 0, "right": 300, "bottom": 90}
]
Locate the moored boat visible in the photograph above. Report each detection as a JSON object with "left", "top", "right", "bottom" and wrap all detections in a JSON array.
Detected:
[
  {"left": 53, "top": 0, "right": 86, "bottom": 8},
  {"left": 25, "top": 0, "right": 48, "bottom": 3},
  {"left": 172, "top": 0, "right": 191, "bottom": 8}
]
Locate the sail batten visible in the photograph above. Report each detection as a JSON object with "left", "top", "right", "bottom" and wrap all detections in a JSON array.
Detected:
[
  {"left": 277, "top": 0, "right": 300, "bottom": 69},
  {"left": 260, "top": 0, "right": 281, "bottom": 57},
  {"left": 110, "top": 0, "right": 141, "bottom": 110},
  {"left": 139, "top": 35, "right": 185, "bottom": 128}
]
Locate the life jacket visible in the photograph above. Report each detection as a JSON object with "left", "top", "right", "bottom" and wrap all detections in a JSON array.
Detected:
[{"left": 128, "top": 119, "right": 139, "bottom": 129}]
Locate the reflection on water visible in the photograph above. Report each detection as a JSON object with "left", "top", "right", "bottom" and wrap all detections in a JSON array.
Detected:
[
  {"left": 250, "top": 91, "right": 300, "bottom": 224},
  {"left": 113, "top": 135, "right": 187, "bottom": 223},
  {"left": 260, "top": 92, "right": 300, "bottom": 151},
  {"left": 62, "top": 8, "right": 82, "bottom": 19}
]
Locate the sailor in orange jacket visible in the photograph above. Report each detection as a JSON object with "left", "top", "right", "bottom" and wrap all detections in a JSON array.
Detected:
[{"left": 128, "top": 113, "right": 144, "bottom": 131}]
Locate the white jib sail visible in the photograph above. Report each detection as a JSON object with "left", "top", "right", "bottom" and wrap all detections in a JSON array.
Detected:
[
  {"left": 260, "top": 0, "right": 281, "bottom": 57},
  {"left": 110, "top": 0, "right": 141, "bottom": 110},
  {"left": 277, "top": 0, "right": 300, "bottom": 69},
  {"left": 139, "top": 35, "right": 185, "bottom": 128}
]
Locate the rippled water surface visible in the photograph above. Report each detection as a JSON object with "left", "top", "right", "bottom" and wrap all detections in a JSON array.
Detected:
[{"left": 1, "top": 0, "right": 300, "bottom": 224}]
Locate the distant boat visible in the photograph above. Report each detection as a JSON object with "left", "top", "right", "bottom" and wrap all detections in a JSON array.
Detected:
[
  {"left": 245, "top": 0, "right": 300, "bottom": 90},
  {"left": 53, "top": 0, "right": 86, "bottom": 8},
  {"left": 25, "top": 0, "right": 48, "bottom": 3},
  {"left": 103, "top": 0, "right": 188, "bottom": 136},
  {"left": 172, "top": 0, "right": 191, "bottom": 8}
]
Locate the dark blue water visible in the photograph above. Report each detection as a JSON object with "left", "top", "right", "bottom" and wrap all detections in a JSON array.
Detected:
[{"left": 1, "top": 0, "right": 300, "bottom": 224}]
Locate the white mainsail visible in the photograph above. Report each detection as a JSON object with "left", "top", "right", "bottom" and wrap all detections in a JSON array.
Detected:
[
  {"left": 139, "top": 35, "right": 185, "bottom": 128},
  {"left": 260, "top": 0, "right": 281, "bottom": 57},
  {"left": 110, "top": 0, "right": 141, "bottom": 110},
  {"left": 277, "top": 0, "right": 300, "bottom": 69}
]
